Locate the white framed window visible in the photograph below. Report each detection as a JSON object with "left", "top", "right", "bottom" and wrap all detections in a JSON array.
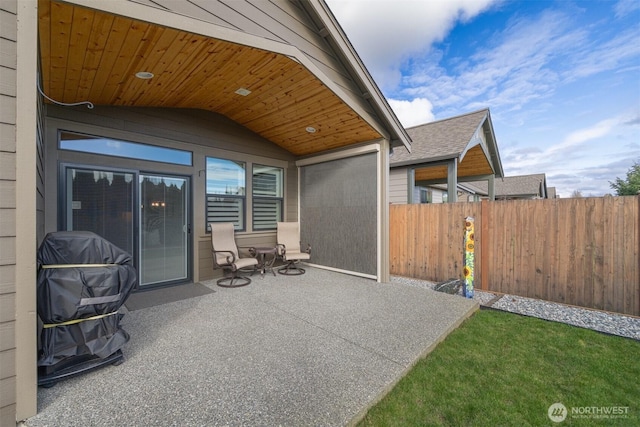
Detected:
[
  {"left": 206, "top": 157, "right": 246, "bottom": 231},
  {"left": 252, "top": 164, "right": 283, "bottom": 230},
  {"left": 59, "top": 131, "right": 192, "bottom": 166}
]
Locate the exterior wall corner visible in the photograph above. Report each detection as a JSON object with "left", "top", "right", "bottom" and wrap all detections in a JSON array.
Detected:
[{"left": 14, "top": 0, "right": 39, "bottom": 421}]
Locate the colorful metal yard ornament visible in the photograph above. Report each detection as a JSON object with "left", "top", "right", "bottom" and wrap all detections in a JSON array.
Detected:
[{"left": 463, "top": 217, "right": 475, "bottom": 298}]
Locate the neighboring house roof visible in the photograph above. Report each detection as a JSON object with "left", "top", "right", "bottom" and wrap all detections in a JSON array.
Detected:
[
  {"left": 389, "top": 108, "right": 504, "bottom": 180},
  {"left": 470, "top": 174, "right": 548, "bottom": 199},
  {"left": 457, "top": 181, "right": 488, "bottom": 195},
  {"left": 429, "top": 182, "right": 484, "bottom": 195}
]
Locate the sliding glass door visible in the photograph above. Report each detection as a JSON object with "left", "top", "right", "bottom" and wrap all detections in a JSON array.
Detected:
[
  {"left": 64, "top": 166, "right": 190, "bottom": 288},
  {"left": 139, "top": 174, "right": 189, "bottom": 287},
  {"left": 65, "top": 168, "right": 135, "bottom": 256}
]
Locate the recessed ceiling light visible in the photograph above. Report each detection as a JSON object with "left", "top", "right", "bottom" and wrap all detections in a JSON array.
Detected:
[
  {"left": 135, "top": 71, "right": 154, "bottom": 79},
  {"left": 305, "top": 126, "right": 317, "bottom": 134},
  {"left": 235, "top": 88, "right": 252, "bottom": 96}
]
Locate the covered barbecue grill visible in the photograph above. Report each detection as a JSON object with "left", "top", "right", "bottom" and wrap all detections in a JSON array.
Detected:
[{"left": 37, "top": 231, "right": 137, "bottom": 386}]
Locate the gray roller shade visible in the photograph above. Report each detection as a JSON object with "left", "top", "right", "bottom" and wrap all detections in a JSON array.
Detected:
[{"left": 299, "top": 153, "right": 377, "bottom": 276}]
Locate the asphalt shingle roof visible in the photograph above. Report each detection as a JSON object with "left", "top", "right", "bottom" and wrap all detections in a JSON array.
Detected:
[
  {"left": 470, "top": 174, "right": 547, "bottom": 197},
  {"left": 390, "top": 109, "right": 489, "bottom": 165}
]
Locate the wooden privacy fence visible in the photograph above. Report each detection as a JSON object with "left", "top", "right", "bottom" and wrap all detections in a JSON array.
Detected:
[{"left": 390, "top": 196, "right": 640, "bottom": 316}]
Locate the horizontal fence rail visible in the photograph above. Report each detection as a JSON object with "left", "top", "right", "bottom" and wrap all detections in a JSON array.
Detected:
[{"left": 390, "top": 196, "right": 640, "bottom": 316}]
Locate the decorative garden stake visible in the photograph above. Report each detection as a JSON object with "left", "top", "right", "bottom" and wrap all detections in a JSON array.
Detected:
[{"left": 463, "top": 217, "right": 475, "bottom": 298}]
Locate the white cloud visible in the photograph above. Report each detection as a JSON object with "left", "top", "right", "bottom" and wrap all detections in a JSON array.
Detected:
[
  {"left": 404, "top": 10, "right": 585, "bottom": 111},
  {"left": 502, "top": 113, "right": 640, "bottom": 196},
  {"left": 549, "top": 118, "right": 619, "bottom": 154},
  {"left": 504, "top": 117, "right": 621, "bottom": 170},
  {"left": 337, "top": 2, "right": 637, "bottom": 118},
  {"left": 388, "top": 98, "right": 435, "bottom": 127},
  {"left": 614, "top": 0, "right": 640, "bottom": 18},
  {"left": 327, "top": 0, "right": 640, "bottom": 197},
  {"left": 326, "top": 0, "right": 499, "bottom": 90},
  {"left": 563, "top": 28, "right": 640, "bottom": 82}
]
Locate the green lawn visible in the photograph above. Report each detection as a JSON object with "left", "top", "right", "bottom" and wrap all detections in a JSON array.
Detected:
[{"left": 358, "top": 309, "right": 639, "bottom": 427}]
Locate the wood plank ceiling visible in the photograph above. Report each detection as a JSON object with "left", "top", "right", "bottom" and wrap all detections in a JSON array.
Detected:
[{"left": 38, "top": 0, "right": 382, "bottom": 156}]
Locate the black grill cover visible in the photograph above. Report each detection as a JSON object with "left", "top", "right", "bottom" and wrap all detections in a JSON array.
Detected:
[
  {"left": 39, "top": 315, "right": 129, "bottom": 363},
  {"left": 37, "top": 231, "right": 137, "bottom": 366}
]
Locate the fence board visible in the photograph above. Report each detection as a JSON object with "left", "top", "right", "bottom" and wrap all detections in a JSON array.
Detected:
[
  {"left": 583, "top": 198, "right": 593, "bottom": 307},
  {"left": 623, "top": 197, "right": 637, "bottom": 314},
  {"left": 518, "top": 201, "right": 532, "bottom": 297},
  {"left": 612, "top": 197, "right": 625, "bottom": 313},
  {"left": 603, "top": 196, "right": 615, "bottom": 312},
  {"left": 532, "top": 200, "right": 544, "bottom": 300},
  {"left": 480, "top": 201, "right": 489, "bottom": 290},
  {"left": 431, "top": 206, "right": 439, "bottom": 277},
  {"left": 390, "top": 196, "right": 639, "bottom": 316}
]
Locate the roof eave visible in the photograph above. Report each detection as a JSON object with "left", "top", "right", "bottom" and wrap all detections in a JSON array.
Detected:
[
  {"left": 390, "top": 153, "right": 459, "bottom": 169},
  {"left": 304, "top": 0, "right": 412, "bottom": 152},
  {"left": 483, "top": 110, "right": 505, "bottom": 178}
]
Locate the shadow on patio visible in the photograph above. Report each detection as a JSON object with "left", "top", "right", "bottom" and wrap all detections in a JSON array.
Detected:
[{"left": 25, "top": 267, "right": 478, "bottom": 427}]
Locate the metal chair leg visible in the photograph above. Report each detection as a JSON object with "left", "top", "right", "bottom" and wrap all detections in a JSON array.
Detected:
[{"left": 217, "top": 269, "right": 252, "bottom": 287}]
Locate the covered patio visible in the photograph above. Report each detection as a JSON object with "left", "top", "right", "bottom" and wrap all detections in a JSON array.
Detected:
[
  {"left": 4, "top": 0, "right": 417, "bottom": 422},
  {"left": 25, "top": 268, "right": 477, "bottom": 426}
]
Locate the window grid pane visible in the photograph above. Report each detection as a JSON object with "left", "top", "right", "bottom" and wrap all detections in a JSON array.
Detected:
[
  {"left": 206, "top": 196, "right": 244, "bottom": 231},
  {"left": 252, "top": 165, "right": 283, "bottom": 230},
  {"left": 253, "top": 199, "right": 282, "bottom": 230},
  {"left": 206, "top": 157, "right": 246, "bottom": 231},
  {"left": 253, "top": 166, "right": 283, "bottom": 197},
  {"left": 206, "top": 158, "right": 245, "bottom": 195}
]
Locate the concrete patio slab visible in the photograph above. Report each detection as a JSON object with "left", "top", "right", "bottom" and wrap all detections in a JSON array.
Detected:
[{"left": 25, "top": 267, "right": 478, "bottom": 427}]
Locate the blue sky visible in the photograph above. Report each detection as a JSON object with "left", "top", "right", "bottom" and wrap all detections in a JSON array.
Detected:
[{"left": 326, "top": 0, "right": 640, "bottom": 197}]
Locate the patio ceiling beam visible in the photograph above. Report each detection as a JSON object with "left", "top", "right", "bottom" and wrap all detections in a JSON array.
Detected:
[
  {"left": 416, "top": 174, "right": 497, "bottom": 201},
  {"left": 416, "top": 173, "right": 497, "bottom": 186}
]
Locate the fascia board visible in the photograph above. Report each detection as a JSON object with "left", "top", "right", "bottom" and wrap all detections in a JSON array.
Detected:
[
  {"left": 62, "top": 0, "right": 391, "bottom": 140},
  {"left": 483, "top": 111, "right": 505, "bottom": 178},
  {"left": 459, "top": 111, "right": 488, "bottom": 162},
  {"left": 390, "top": 154, "right": 457, "bottom": 169},
  {"left": 459, "top": 112, "right": 505, "bottom": 179},
  {"left": 305, "top": 0, "right": 412, "bottom": 152}
]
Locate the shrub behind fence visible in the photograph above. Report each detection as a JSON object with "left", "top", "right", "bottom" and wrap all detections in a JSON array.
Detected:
[{"left": 390, "top": 196, "right": 639, "bottom": 316}]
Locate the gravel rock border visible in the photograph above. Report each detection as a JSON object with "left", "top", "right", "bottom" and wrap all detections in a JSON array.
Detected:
[{"left": 391, "top": 276, "right": 640, "bottom": 341}]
